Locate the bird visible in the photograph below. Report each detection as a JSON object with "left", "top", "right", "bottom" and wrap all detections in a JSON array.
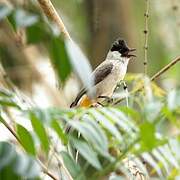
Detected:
[{"left": 70, "top": 38, "right": 136, "bottom": 108}]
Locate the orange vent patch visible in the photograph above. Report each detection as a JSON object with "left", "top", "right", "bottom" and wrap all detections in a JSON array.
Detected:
[{"left": 79, "top": 95, "right": 92, "bottom": 107}]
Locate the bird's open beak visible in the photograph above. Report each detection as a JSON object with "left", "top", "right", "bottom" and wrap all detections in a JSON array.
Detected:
[{"left": 128, "top": 48, "right": 136, "bottom": 58}]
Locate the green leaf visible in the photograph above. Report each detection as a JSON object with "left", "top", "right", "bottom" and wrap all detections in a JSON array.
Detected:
[
  {"left": 30, "top": 112, "right": 49, "bottom": 153},
  {"left": 49, "top": 36, "right": 72, "bottom": 84},
  {"left": 16, "top": 124, "right": 36, "bottom": 156},
  {"left": 140, "top": 122, "right": 157, "bottom": 151},
  {"left": 109, "top": 107, "right": 138, "bottom": 133},
  {"left": 0, "top": 4, "right": 12, "bottom": 21},
  {"left": 0, "top": 89, "right": 13, "bottom": 97},
  {"left": 89, "top": 109, "right": 123, "bottom": 142},
  {"left": 13, "top": 154, "right": 41, "bottom": 178},
  {"left": 0, "top": 98, "right": 20, "bottom": 109},
  {"left": 0, "top": 142, "right": 40, "bottom": 178},
  {"left": 142, "top": 153, "right": 163, "bottom": 177},
  {"left": 30, "top": 108, "right": 51, "bottom": 124},
  {"left": 0, "top": 142, "right": 15, "bottom": 170},
  {"left": 0, "top": 142, "right": 21, "bottom": 179},
  {"left": 68, "top": 117, "right": 111, "bottom": 159},
  {"left": 51, "top": 119, "right": 68, "bottom": 145},
  {"left": 61, "top": 151, "right": 82, "bottom": 179},
  {"left": 26, "top": 21, "right": 50, "bottom": 44},
  {"left": 117, "top": 106, "right": 141, "bottom": 122},
  {"left": 162, "top": 106, "right": 177, "bottom": 124},
  {"left": 7, "top": 11, "right": 16, "bottom": 30},
  {"left": 71, "top": 137, "right": 102, "bottom": 170}
]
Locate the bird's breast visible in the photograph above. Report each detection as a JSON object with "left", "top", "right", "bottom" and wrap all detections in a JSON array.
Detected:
[{"left": 95, "top": 60, "right": 128, "bottom": 97}]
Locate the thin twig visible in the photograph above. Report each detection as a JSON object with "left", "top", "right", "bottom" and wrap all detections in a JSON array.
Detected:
[
  {"left": 150, "top": 56, "right": 180, "bottom": 81},
  {"left": 44, "top": 139, "right": 73, "bottom": 180},
  {"left": 37, "top": 0, "right": 71, "bottom": 40},
  {"left": 38, "top": 160, "right": 58, "bottom": 180},
  {"left": 143, "top": 0, "right": 150, "bottom": 75},
  {"left": 43, "top": 170, "right": 57, "bottom": 180},
  {"left": 0, "top": 117, "right": 58, "bottom": 180},
  {"left": 0, "top": 116, "right": 20, "bottom": 142},
  {"left": 113, "top": 56, "right": 180, "bottom": 105},
  {"left": 53, "top": 151, "right": 73, "bottom": 180},
  {"left": 41, "top": 138, "right": 59, "bottom": 180}
]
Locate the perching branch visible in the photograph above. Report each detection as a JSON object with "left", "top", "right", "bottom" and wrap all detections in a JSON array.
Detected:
[
  {"left": 143, "top": 0, "right": 150, "bottom": 75},
  {"left": 113, "top": 56, "right": 180, "bottom": 105},
  {"left": 150, "top": 56, "right": 180, "bottom": 81},
  {"left": 37, "top": 0, "right": 71, "bottom": 40}
]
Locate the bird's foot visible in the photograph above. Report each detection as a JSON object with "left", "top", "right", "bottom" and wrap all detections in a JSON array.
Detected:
[
  {"left": 91, "top": 102, "right": 104, "bottom": 107},
  {"left": 98, "top": 96, "right": 114, "bottom": 104}
]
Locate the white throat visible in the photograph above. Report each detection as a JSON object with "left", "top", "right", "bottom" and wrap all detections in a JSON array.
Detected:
[{"left": 106, "top": 51, "right": 129, "bottom": 65}]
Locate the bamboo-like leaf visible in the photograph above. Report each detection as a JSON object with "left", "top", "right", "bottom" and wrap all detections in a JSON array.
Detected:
[
  {"left": 13, "top": 154, "right": 41, "bottom": 178},
  {"left": 49, "top": 36, "right": 72, "bottom": 84},
  {"left": 51, "top": 119, "right": 68, "bottom": 145},
  {"left": 89, "top": 109, "right": 123, "bottom": 142},
  {"left": 68, "top": 117, "right": 110, "bottom": 159},
  {"left": 158, "top": 145, "right": 179, "bottom": 169},
  {"left": 61, "top": 151, "right": 83, "bottom": 179},
  {"left": 142, "top": 153, "right": 163, "bottom": 177},
  {"left": 109, "top": 108, "right": 138, "bottom": 133},
  {"left": 99, "top": 108, "right": 134, "bottom": 135},
  {"left": 71, "top": 137, "right": 102, "bottom": 170},
  {"left": 26, "top": 21, "right": 49, "bottom": 44},
  {"left": 169, "top": 138, "right": 180, "bottom": 160},
  {"left": 0, "top": 142, "right": 15, "bottom": 170},
  {"left": 0, "top": 98, "right": 20, "bottom": 109},
  {"left": 117, "top": 106, "right": 141, "bottom": 123},
  {"left": 0, "top": 89, "right": 13, "bottom": 97},
  {"left": 30, "top": 112, "right": 49, "bottom": 153},
  {"left": 140, "top": 122, "right": 157, "bottom": 150},
  {"left": 0, "top": 142, "right": 40, "bottom": 178},
  {"left": 16, "top": 124, "right": 36, "bottom": 156},
  {"left": 152, "top": 149, "right": 170, "bottom": 174}
]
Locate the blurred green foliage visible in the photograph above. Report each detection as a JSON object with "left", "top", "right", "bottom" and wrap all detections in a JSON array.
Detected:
[{"left": 0, "top": 1, "right": 180, "bottom": 180}]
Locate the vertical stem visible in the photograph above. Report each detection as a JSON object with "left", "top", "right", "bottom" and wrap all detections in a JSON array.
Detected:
[
  {"left": 143, "top": 0, "right": 150, "bottom": 75},
  {"left": 37, "top": 0, "right": 71, "bottom": 40},
  {"left": 171, "top": 0, "right": 179, "bottom": 27}
]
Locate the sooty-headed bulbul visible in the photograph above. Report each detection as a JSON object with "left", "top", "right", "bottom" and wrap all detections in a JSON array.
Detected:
[{"left": 70, "top": 38, "right": 136, "bottom": 108}]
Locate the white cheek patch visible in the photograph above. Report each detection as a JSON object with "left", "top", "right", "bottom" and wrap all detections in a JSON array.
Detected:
[
  {"left": 111, "top": 51, "right": 121, "bottom": 59},
  {"left": 106, "top": 51, "right": 129, "bottom": 61}
]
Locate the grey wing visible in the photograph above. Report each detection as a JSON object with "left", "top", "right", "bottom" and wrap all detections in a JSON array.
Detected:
[
  {"left": 70, "top": 62, "right": 113, "bottom": 107},
  {"left": 93, "top": 62, "right": 113, "bottom": 85}
]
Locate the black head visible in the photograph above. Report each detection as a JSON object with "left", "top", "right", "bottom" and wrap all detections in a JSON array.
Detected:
[{"left": 110, "top": 39, "right": 136, "bottom": 58}]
